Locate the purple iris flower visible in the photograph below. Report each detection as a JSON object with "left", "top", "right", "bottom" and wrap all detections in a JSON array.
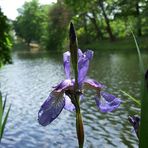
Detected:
[{"left": 38, "top": 49, "right": 121, "bottom": 126}]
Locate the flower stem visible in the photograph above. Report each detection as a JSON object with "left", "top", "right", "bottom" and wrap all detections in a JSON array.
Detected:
[
  {"left": 76, "top": 103, "right": 84, "bottom": 148},
  {"left": 69, "top": 22, "right": 84, "bottom": 147}
]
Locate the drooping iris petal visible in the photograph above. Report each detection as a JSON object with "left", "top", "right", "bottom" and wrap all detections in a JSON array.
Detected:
[
  {"left": 100, "top": 91, "right": 118, "bottom": 102},
  {"left": 95, "top": 91, "right": 121, "bottom": 113},
  {"left": 54, "top": 79, "right": 73, "bottom": 93},
  {"left": 83, "top": 78, "right": 105, "bottom": 90},
  {"left": 64, "top": 94, "right": 75, "bottom": 111},
  {"left": 63, "top": 51, "right": 71, "bottom": 79},
  {"left": 78, "top": 50, "right": 94, "bottom": 86},
  {"left": 38, "top": 92, "right": 65, "bottom": 126}
]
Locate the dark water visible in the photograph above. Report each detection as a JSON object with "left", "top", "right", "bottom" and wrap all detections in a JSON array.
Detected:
[{"left": 0, "top": 48, "right": 147, "bottom": 148}]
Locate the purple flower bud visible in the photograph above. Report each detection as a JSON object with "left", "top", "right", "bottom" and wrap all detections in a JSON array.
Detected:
[{"left": 128, "top": 115, "right": 140, "bottom": 139}]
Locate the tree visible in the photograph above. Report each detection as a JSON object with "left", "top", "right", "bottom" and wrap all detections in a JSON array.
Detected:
[
  {"left": 114, "top": 0, "right": 148, "bottom": 36},
  {"left": 14, "top": 0, "right": 48, "bottom": 45},
  {"left": 46, "top": 1, "right": 71, "bottom": 50},
  {"left": 64, "top": 0, "right": 104, "bottom": 41},
  {"left": 98, "top": 0, "right": 115, "bottom": 41},
  {"left": 64, "top": 0, "right": 116, "bottom": 41},
  {"left": 0, "top": 8, "right": 12, "bottom": 67},
  {"left": 64, "top": 0, "right": 148, "bottom": 42}
]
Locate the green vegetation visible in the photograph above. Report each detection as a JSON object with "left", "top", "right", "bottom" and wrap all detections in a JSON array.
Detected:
[
  {"left": 64, "top": 0, "right": 148, "bottom": 41},
  {"left": 13, "top": 0, "right": 49, "bottom": 45},
  {"left": 120, "top": 90, "right": 141, "bottom": 106},
  {"left": 0, "top": 91, "right": 11, "bottom": 141},
  {"left": 121, "top": 32, "right": 148, "bottom": 147},
  {"left": 0, "top": 8, "right": 12, "bottom": 67},
  {"left": 13, "top": 0, "right": 71, "bottom": 50},
  {"left": 132, "top": 32, "right": 148, "bottom": 148},
  {"left": 80, "top": 36, "right": 148, "bottom": 51},
  {"left": 46, "top": 2, "right": 71, "bottom": 50},
  {"left": 13, "top": 0, "right": 148, "bottom": 51},
  {"left": 0, "top": 8, "right": 12, "bottom": 141}
]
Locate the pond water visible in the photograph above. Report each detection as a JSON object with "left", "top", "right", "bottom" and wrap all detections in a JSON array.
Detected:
[{"left": 0, "top": 48, "right": 147, "bottom": 148}]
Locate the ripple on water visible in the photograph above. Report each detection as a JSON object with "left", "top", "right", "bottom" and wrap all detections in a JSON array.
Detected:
[{"left": 0, "top": 50, "right": 147, "bottom": 147}]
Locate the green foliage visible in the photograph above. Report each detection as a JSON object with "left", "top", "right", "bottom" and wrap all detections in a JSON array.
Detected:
[
  {"left": 0, "top": 91, "right": 11, "bottom": 141},
  {"left": 46, "top": 2, "right": 71, "bottom": 50},
  {"left": 64, "top": 0, "right": 148, "bottom": 43},
  {"left": 132, "top": 31, "right": 145, "bottom": 73},
  {"left": 14, "top": 0, "right": 71, "bottom": 50},
  {"left": 14, "top": 0, "right": 148, "bottom": 50},
  {"left": 132, "top": 31, "right": 148, "bottom": 148},
  {"left": 80, "top": 36, "right": 148, "bottom": 51},
  {"left": 14, "top": 0, "right": 49, "bottom": 45},
  {"left": 120, "top": 90, "right": 141, "bottom": 106},
  {"left": 0, "top": 8, "right": 12, "bottom": 67},
  {"left": 0, "top": 8, "right": 12, "bottom": 142}
]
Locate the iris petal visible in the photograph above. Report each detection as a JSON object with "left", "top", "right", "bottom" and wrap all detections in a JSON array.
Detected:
[
  {"left": 95, "top": 91, "right": 121, "bottom": 113},
  {"left": 38, "top": 92, "right": 65, "bottom": 126},
  {"left": 64, "top": 94, "right": 75, "bottom": 111},
  {"left": 84, "top": 50, "right": 94, "bottom": 60},
  {"left": 54, "top": 79, "right": 73, "bottom": 92},
  {"left": 100, "top": 91, "right": 118, "bottom": 102},
  {"left": 83, "top": 78, "right": 105, "bottom": 90},
  {"left": 78, "top": 49, "right": 83, "bottom": 57},
  {"left": 63, "top": 51, "right": 70, "bottom": 79},
  {"left": 78, "top": 50, "right": 94, "bottom": 86}
]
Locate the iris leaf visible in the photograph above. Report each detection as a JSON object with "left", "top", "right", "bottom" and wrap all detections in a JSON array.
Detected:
[
  {"left": 131, "top": 32, "right": 148, "bottom": 147},
  {"left": 0, "top": 104, "right": 11, "bottom": 140},
  {"left": 0, "top": 92, "right": 2, "bottom": 135}
]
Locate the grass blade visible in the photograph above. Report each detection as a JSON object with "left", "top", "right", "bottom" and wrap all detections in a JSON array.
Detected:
[
  {"left": 131, "top": 31, "right": 144, "bottom": 74},
  {"left": 131, "top": 31, "right": 148, "bottom": 148},
  {"left": 3, "top": 94, "right": 7, "bottom": 112},
  {"left": 0, "top": 91, "right": 3, "bottom": 134},
  {"left": 120, "top": 90, "right": 141, "bottom": 106},
  {"left": 0, "top": 104, "right": 11, "bottom": 140}
]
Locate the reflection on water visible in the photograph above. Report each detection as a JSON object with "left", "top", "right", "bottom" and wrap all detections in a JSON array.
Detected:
[{"left": 0, "top": 49, "right": 147, "bottom": 148}]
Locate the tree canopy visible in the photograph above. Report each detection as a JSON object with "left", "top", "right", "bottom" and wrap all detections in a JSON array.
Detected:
[
  {"left": 0, "top": 8, "right": 12, "bottom": 67},
  {"left": 13, "top": 0, "right": 48, "bottom": 45},
  {"left": 13, "top": 0, "right": 148, "bottom": 50}
]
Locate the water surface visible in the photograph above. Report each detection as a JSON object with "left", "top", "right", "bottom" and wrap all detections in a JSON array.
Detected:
[{"left": 0, "top": 48, "right": 147, "bottom": 148}]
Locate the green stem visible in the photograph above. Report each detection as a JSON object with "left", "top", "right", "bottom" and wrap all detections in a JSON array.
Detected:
[
  {"left": 76, "top": 101, "right": 84, "bottom": 148},
  {"left": 69, "top": 22, "right": 84, "bottom": 147}
]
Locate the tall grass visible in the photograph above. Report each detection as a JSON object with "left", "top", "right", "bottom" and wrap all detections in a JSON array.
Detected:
[
  {"left": 0, "top": 91, "right": 11, "bottom": 141},
  {"left": 131, "top": 32, "right": 148, "bottom": 148}
]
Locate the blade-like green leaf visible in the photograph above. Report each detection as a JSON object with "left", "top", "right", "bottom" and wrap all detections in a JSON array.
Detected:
[
  {"left": 131, "top": 31, "right": 144, "bottom": 74},
  {"left": 0, "top": 104, "right": 11, "bottom": 140},
  {"left": 0, "top": 91, "right": 3, "bottom": 133},
  {"left": 139, "top": 77, "right": 148, "bottom": 148},
  {"left": 120, "top": 90, "right": 141, "bottom": 106},
  {"left": 131, "top": 32, "right": 148, "bottom": 148},
  {"left": 3, "top": 94, "right": 7, "bottom": 112}
]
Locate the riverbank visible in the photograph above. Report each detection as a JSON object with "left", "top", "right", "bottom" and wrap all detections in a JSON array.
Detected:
[
  {"left": 13, "top": 36, "right": 148, "bottom": 52},
  {"left": 80, "top": 36, "right": 148, "bottom": 51}
]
